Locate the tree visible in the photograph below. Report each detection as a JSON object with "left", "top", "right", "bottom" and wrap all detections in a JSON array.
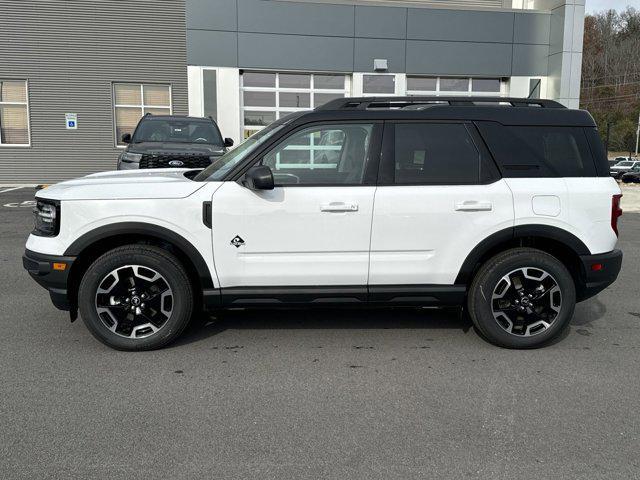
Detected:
[{"left": 581, "top": 7, "right": 640, "bottom": 153}]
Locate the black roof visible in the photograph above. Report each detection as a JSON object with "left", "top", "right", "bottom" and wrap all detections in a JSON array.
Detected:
[
  {"left": 141, "top": 114, "right": 215, "bottom": 123},
  {"left": 285, "top": 96, "right": 596, "bottom": 127}
]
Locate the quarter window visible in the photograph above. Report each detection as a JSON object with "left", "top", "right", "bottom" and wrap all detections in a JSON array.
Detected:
[
  {"left": 241, "top": 72, "right": 349, "bottom": 139},
  {"left": 113, "top": 83, "right": 171, "bottom": 146},
  {"left": 0, "top": 80, "right": 30, "bottom": 146},
  {"left": 392, "top": 123, "right": 480, "bottom": 184},
  {"left": 477, "top": 123, "right": 597, "bottom": 177},
  {"left": 262, "top": 123, "right": 374, "bottom": 186}
]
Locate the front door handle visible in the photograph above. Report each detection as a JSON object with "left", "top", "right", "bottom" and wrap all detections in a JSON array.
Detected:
[
  {"left": 455, "top": 201, "right": 493, "bottom": 212},
  {"left": 320, "top": 202, "right": 359, "bottom": 212}
]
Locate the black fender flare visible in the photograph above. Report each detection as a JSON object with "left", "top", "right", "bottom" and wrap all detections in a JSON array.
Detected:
[
  {"left": 455, "top": 224, "right": 590, "bottom": 285},
  {"left": 64, "top": 222, "right": 214, "bottom": 288}
]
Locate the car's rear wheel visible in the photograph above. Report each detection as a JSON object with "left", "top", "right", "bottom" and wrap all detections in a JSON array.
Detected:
[
  {"left": 468, "top": 248, "right": 576, "bottom": 348},
  {"left": 78, "top": 245, "right": 193, "bottom": 350}
]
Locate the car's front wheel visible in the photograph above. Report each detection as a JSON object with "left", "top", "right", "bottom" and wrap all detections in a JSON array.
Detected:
[
  {"left": 468, "top": 248, "right": 576, "bottom": 348},
  {"left": 78, "top": 245, "right": 193, "bottom": 350}
]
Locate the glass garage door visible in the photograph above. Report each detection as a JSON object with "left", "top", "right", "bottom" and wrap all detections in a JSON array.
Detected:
[{"left": 241, "top": 72, "right": 349, "bottom": 139}]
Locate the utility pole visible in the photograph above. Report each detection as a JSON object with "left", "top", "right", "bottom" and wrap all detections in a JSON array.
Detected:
[{"left": 635, "top": 112, "right": 639, "bottom": 157}]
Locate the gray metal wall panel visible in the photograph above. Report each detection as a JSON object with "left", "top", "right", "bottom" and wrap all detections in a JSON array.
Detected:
[
  {"left": 187, "top": 0, "right": 553, "bottom": 79},
  {"left": 237, "top": 0, "right": 354, "bottom": 37},
  {"left": 512, "top": 44, "right": 550, "bottom": 76},
  {"left": 0, "top": 0, "right": 188, "bottom": 184},
  {"left": 406, "top": 8, "right": 514, "bottom": 43},
  {"left": 187, "top": 0, "right": 237, "bottom": 31},
  {"left": 406, "top": 40, "right": 513, "bottom": 76},
  {"left": 354, "top": 38, "right": 406, "bottom": 72},
  {"left": 549, "top": 5, "right": 566, "bottom": 55},
  {"left": 354, "top": 6, "right": 407, "bottom": 39},
  {"left": 187, "top": 30, "right": 238, "bottom": 67},
  {"left": 237, "top": 33, "right": 354, "bottom": 71},
  {"left": 514, "top": 12, "right": 551, "bottom": 45}
]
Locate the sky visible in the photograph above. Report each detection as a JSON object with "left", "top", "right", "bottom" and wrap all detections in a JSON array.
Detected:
[{"left": 586, "top": 0, "right": 640, "bottom": 14}]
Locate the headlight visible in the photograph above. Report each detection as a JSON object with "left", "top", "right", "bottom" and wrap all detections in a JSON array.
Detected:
[
  {"left": 33, "top": 200, "right": 60, "bottom": 237},
  {"left": 120, "top": 152, "right": 142, "bottom": 163}
]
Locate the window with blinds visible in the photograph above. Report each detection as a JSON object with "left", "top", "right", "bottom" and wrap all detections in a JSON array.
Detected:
[
  {"left": 113, "top": 83, "right": 172, "bottom": 146},
  {"left": 0, "top": 80, "right": 30, "bottom": 146}
]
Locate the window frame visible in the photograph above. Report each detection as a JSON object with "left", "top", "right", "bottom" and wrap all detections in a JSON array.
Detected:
[
  {"left": 0, "top": 79, "right": 31, "bottom": 147},
  {"left": 240, "top": 72, "right": 350, "bottom": 139},
  {"left": 378, "top": 120, "right": 500, "bottom": 186},
  {"left": 112, "top": 82, "right": 173, "bottom": 148},
  {"left": 249, "top": 120, "right": 383, "bottom": 188}
]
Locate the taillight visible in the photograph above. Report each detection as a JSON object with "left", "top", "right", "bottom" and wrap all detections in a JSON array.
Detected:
[{"left": 611, "top": 194, "right": 623, "bottom": 236}]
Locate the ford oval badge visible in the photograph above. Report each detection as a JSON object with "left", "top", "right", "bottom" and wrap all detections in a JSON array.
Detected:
[{"left": 169, "top": 160, "right": 184, "bottom": 167}]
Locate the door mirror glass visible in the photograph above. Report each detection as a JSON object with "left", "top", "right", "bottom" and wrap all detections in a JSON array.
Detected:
[
  {"left": 224, "top": 137, "right": 234, "bottom": 148},
  {"left": 244, "top": 165, "right": 274, "bottom": 190},
  {"left": 121, "top": 133, "right": 132, "bottom": 144}
]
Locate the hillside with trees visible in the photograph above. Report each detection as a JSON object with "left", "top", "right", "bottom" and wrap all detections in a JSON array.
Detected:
[{"left": 581, "top": 7, "right": 640, "bottom": 155}]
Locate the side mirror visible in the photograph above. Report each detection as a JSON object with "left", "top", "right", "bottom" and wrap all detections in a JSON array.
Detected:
[
  {"left": 244, "top": 165, "right": 274, "bottom": 190},
  {"left": 121, "top": 133, "right": 132, "bottom": 144},
  {"left": 224, "top": 137, "right": 234, "bottom": 148}
]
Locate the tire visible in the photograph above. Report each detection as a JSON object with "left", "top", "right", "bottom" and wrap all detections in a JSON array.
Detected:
[
  {"left": 78, "top": 245, "right": 194, "bottom": 351},
  {"left": 467, "top": 248, "right": 576, "bottom": 349}
]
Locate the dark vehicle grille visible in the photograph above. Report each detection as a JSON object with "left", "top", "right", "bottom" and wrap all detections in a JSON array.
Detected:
[{"left": 139, "top": 153, "right": 213, "bottom": 169}]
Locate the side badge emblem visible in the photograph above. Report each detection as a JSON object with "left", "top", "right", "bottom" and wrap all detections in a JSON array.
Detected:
[{"left": 230, "top": 235, "right": 245, "bottom": 248}]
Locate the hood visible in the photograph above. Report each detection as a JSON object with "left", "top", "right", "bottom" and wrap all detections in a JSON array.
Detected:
[
  {"left": 128, "top": 142, "right": 225, "bottom": 156},
  {"left": 37, "top": 168, "right": 207, "bottom": 201}
]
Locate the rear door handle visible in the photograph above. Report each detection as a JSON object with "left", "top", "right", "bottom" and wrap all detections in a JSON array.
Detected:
[
  {"left": 320, "top": 202, "right": 359, "bottom": 212},
  {"left": 455, "top": 201, "right": 493, "bottom": 212}
]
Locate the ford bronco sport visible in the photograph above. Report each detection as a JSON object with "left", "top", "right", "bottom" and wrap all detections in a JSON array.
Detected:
[{"left": 24, "top": 97, "right": 623, "bottom": 350}]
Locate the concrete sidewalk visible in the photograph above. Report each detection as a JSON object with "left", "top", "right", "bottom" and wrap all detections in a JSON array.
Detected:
[{"left": 621, "top": 183, "right": 640, "bottom": 212}]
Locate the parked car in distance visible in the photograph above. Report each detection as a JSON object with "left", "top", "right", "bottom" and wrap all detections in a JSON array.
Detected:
[
  {"left": 609, "top": 156, "right": 629, "bottom": 168},
  {"left": 621, "top": 164, "right": 640, "bottom": 183},
  {"left": 117, "top": 114, "right": 234, "bottom": 170},
  {"left": 610, "top": 159, "right": 640, "bottom": 179},
  {"left": 24, "top": 96, "right": 623, "bottom": 351}
]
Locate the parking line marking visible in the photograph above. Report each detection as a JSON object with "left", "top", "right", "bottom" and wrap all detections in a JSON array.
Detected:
[{"left": 0, "top": 187, "right": 24, "bottom": 194}]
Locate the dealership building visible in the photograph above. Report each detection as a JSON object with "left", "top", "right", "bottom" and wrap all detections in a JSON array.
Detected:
[{"left": 0, "top": 0, "right": 585, "bottom": 183}]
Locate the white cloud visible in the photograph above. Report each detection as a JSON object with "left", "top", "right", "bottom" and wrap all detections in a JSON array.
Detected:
[{"left": 586, "top": 0, "right": 640, "bottom": 14}]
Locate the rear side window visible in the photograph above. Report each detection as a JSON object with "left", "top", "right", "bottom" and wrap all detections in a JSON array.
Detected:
[
  {"left": 477, "top": 122, "right": 597, "bottom": 177},
  {"left": 392, "top": 123, "right": 480, "bottom": 184}
]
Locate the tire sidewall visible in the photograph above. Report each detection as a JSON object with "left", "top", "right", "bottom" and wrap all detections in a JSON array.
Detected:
[
  {"left": 470, "top": 250, "right": 576, "bottom": 348},
  {"left": 78, "top": 247, "right": 193, "bottom": 350}
]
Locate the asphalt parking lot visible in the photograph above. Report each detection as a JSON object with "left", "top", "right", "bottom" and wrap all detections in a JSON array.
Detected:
[{"left": 1, "top": 186, "right": 639, "bottom": 479}]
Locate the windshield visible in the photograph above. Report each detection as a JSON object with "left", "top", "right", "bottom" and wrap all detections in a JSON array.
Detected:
[
  {"left": 194, "top": 122, "right": 287, "bottom": 181},
  {"left": 617, "top": 161, "right": 633, "bottom": 167},
  {"left": 133, "top": 118, "right": 223, "bottom": 145}
]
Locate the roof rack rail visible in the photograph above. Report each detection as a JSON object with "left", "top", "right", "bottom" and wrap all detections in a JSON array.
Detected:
[{"left": 316, "top": 96, "right": 566, "bottom": 111}]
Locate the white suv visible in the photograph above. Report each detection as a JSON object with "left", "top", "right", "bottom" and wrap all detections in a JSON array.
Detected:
[{"left": 23, "top": 97, "right": 623, "bottom": 350}]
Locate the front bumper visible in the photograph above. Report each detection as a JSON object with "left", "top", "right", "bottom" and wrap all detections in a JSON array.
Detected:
[
  {"left": 22, "top": 249, "right": 76, "bottom": 311},
  {"left": 577, "top": 249, "right": 623, "bottom": 301}
]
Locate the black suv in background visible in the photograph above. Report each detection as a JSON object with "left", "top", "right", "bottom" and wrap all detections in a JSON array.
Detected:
[{"left": 117, "top": 115, "right": 234, "bottom": 170}]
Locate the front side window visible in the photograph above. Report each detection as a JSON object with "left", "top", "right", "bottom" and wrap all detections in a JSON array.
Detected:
[
  {"left": 262, "top": 123, "right": 374, "bottom": 185},
  {"left": 392, "top": 123, "right": 480, "bottom": 184},
  {"left": 113, "top": 83, "right": 171, "bottom": 146},
  {"left": 0, "top": 80, "right": 30, "bottom": 145}
]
